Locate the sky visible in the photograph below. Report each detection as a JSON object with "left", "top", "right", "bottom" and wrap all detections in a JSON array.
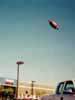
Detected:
[{"left": 0, "top": 0, "right": 75, "bottom": 87}]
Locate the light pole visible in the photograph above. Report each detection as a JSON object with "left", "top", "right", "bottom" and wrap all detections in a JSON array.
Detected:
[
  {"left": 16, "top": 61, "right": 24, "bottom": 100},
  {"left": 31, "top": 81, "right": 35, "bottom": 99}
]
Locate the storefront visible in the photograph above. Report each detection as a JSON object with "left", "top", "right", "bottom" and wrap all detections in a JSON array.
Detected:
[{"left": 0, "top": 77, "right": 16, "bottom": 100}]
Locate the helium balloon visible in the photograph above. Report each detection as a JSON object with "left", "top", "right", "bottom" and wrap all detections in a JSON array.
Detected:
[{"left": 48, "top": 19, "right": 59, "bottom": 30}]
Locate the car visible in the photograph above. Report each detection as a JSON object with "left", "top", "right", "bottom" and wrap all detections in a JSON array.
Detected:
[{"left": 40, "top": 80, "right": 75, "bottom": 100}]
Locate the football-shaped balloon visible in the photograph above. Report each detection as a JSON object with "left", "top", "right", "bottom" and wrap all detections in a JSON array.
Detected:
[{"left": 48, "top": 20, "right": 59, "bottom": 30}]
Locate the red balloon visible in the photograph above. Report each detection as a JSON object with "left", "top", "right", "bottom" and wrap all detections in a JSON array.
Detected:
[{"left": 48, "top": 19, "right": 59, "bottom": 30}]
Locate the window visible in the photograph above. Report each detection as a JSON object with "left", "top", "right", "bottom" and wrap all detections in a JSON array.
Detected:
[
  {"left": 64, "top": 81, "right": 75, "bottom": 93},
  {"left": 56, "top": 82, "right": 64, "bottom": 94}
]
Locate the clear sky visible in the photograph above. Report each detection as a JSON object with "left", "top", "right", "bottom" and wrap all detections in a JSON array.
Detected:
[{"left": 0, "top": 0, "right": 75, "bottom": 86}]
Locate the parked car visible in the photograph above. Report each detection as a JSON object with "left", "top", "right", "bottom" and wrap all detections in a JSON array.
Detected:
[{"left": 40, "top": 80, "right": 75, "bottom": 100}]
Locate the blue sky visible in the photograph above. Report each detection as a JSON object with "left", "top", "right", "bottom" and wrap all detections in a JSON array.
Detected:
[{"left": 0, "top": 0, "right": 75, "bottom": 86}]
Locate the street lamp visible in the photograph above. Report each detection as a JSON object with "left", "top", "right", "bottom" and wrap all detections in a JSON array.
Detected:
[
  {"left": 16, "top": 61, "right": 24, "bottom": 100},
  {"left": 31, "top": 81, "right": 36, "bottom": 99}
]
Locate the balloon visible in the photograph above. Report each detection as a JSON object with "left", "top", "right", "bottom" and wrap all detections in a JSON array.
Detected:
[{"left": 48, "top": 19, "right": 59, "bottom": 30}]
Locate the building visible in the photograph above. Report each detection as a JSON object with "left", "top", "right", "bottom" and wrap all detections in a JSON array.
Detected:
[{"left": 0, "top": 77, "right": 55, "bottom": 99}]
